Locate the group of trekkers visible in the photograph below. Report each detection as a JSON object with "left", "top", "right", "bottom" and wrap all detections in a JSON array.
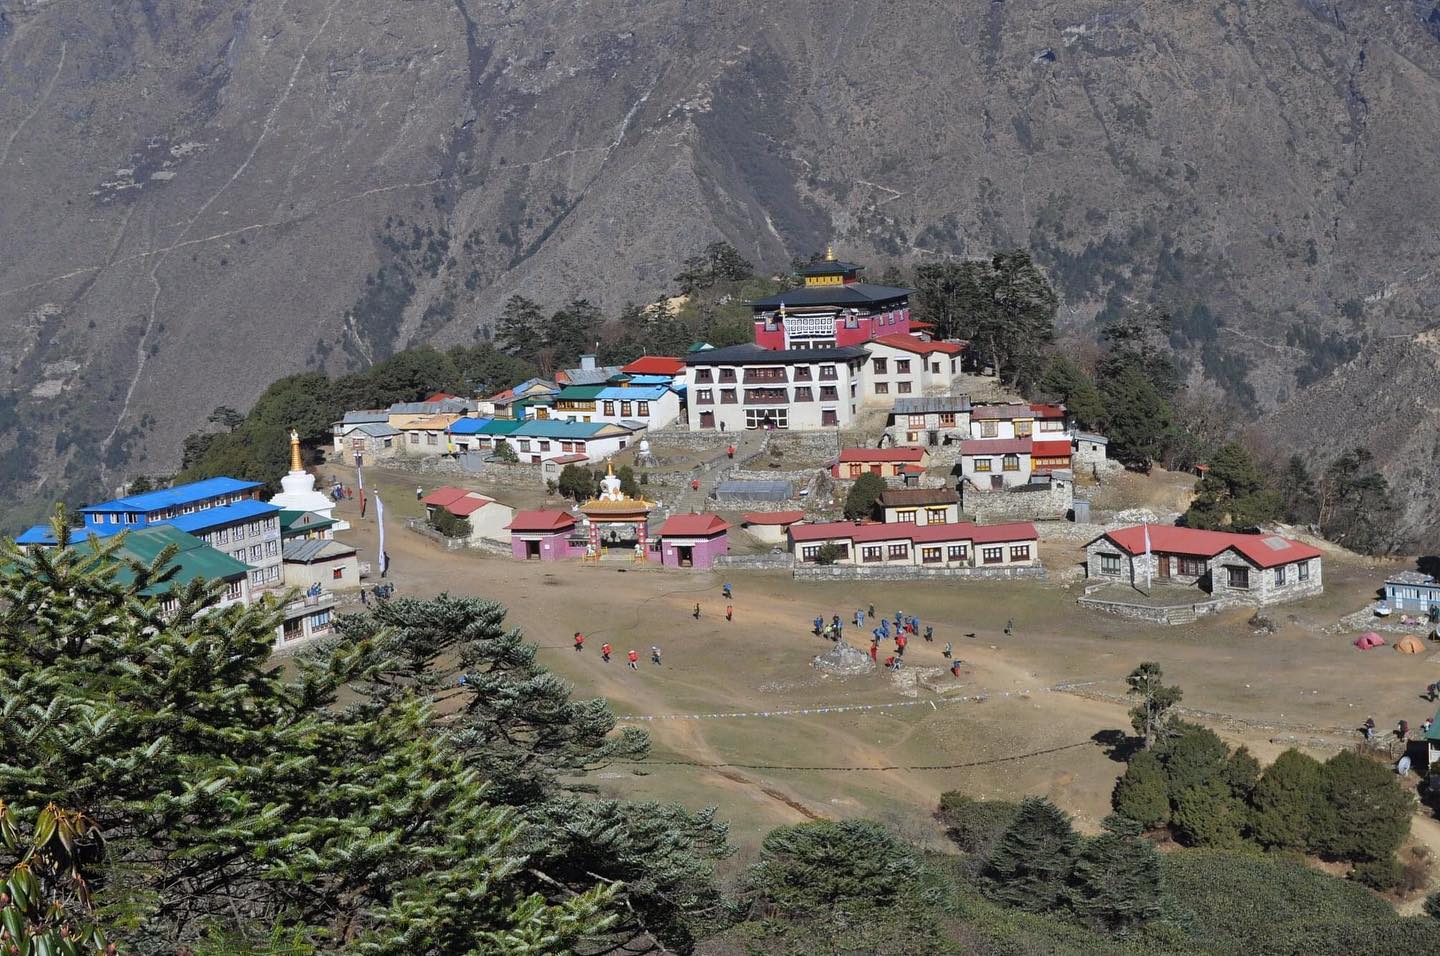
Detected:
[
  {"left": 813, "top": 603, "right": 964, "bottom": 678},
  {"left": 572, "top": 582, "right": 739, "bottom": 674}
]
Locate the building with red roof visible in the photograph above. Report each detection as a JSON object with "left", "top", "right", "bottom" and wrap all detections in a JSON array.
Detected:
[
  {"left": 969, "top": 402, "right": 1068, "bottom": 441},
  {"left": 621, "top": 356, "right": 685, "bottom": 376},
  {"left": 739, "top": 510, "right": 807, "bottom": 545},
  {"left": 788, "top": 519, "right": 1038, "bottom": 570},
  {"left": 506, "top": 510, "right": 581, "bottom": 561},
  {"left": 421, "top": 486, "right": 515, "bottom": 543},
  {"left": 1085, "top": 525, "right": 1324, "bottom": 607},
  {"left": 863, "top": 333, "right": 967, "bottom": 402},
  {"left": 833, "top": 446, "right": 930, "bottom": 479},
  {"left": 657, "top": 513, "right": 730, "bottom": 569}
]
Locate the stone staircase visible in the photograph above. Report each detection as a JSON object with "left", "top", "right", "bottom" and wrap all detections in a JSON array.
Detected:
[{"left": 663, "top": 430, "right": 769, "bottom": 515}]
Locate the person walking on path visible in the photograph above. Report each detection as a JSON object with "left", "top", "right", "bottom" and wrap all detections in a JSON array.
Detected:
[
  {"left": 814, "top": 616, "right": 825, "bottom": 635},
  {"left": 693, "top": 603, "right": 702, "bottom": 620},
  {"left": 627, "top": 649, "right": 639, "bottom": 670},
  {"left": 690, "top": 478, "right": 701, "bottom": 492},
  {"left": 894, "top": 610, "right": 903, "bottom": 626},
  {"left": 1004, "top": 619, "right": 1014, "bottom": 636},
  {"left": 416, "top": 486, "right": 423, "bottom": 500},
  {"left": 573, "top": 632, "right": 585, "bottom": 652},
  {"left": 727, "top": 444, "right": 736, "bottom": 460},
  {"left": 726, "top": 604, "right": 733, "bottom": 622},
  {"left": 896, "top": 635, "right": 907, "bottom": 656},
  {"left": 1363, "top": 717, "right": 1376, "bottom": 741},
  {"left": 924, "top": 625, "right": 934, "bottom": 643},
  {"left": 723, "top": 583, "right": 732, "bottom": 599},
  {"left": 951, "top": 659, "right": 963, "bottom": 678},
  {"left": 1424, "top": 717, "right": 1434, "bottom": 736},
  {"left": 879, "top": 619, "right": 890, "bottom": 639},
  {"left": 651, "top": 645, "right": 663, "bottom": 666},
  {"left": 855, "top": 609, "right": 864, "bottom": 626},
  {"left": 942, "top": 641, "right": 952, "bottom": 659},
  {"left": 1398, "top": 719, "right": 1410, "bottom": 740},
  {"left": 868, "top": 602, "right": 876, "bottom": 619},
  {"left": 885, "top": 655, "right": 896, "bottom": 670},
  {"left": 601, "top": 643, "right": 612, "bottom": 663},
  {"left": 719, "top": 421, "right": 726, "bottom": 433},
  {"left": 1429, "top": 681, "right": 1439, "bottom": 703},
  {"left": 869, "top": 644, "right": 878, "bottom": 663},
  {"left": 360, "top": 588, "right": 369, "bottom": 607}
]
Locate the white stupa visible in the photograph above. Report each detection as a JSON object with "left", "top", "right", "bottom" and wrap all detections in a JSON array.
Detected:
[{"left": 269, "top": 429, "right": 350, "bottom": 530}]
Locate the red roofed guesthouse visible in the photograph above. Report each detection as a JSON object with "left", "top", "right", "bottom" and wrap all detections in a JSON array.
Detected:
[
  {"left": 507, "top": 510, "right": 581, "bottom": 561},
  {"left": 620, "top": 355, "right": 685, "bottom": 377},
  {"left": 832, "top": 446, "right": 930, "bottom": 479},
  {"left": 657, "top": 513, "right": 730, "bottom": 569},
  {"left": 788, "top": 520, "right": 1039, "bottom": 571},
  {"left": 751, "top": 249, "right": 912, "bottom": 350},
  {"left": 862, "top": 333, "right": 966, "bottom": 399},
  {"left": 959, "top": 438, "right": 1035, "bottom": 488},
  {"left": 422, "top": 486, "right": 516, "bottom": 543},
  {"left": 1085, "top": 525, "right": 1324, "bottom": 607},
  {"left": 740, "top": 510, "right": 807, "bottom": 545}
]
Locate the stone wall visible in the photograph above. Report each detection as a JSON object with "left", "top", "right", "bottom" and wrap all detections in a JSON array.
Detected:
[
  {"left": 1077, "top": 595, "right": 1223, "bottom": 625},
  {"left": 714, "top": 553, "right": 796, "bottom": 570},
  {"left": 793, "top": 564, "right": 1045, "bottom": 583},
  {"left": 962, "top": 477, "right": 1073, "bottom": 522}
]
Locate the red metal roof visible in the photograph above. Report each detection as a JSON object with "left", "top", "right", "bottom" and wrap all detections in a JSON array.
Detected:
[
  {"left": 423, "top": 391, "right": 460, "bottom": 403},
  {"left": 960, "top": 438, "right": 1032, "bottom": 455},
  {"left": 658, "top": 513, "right": 730, "bottom": 536},
  {"left": 506, "top": 510, "right": 577, "bottom": 532},
  {"left": 621, "top": 356, "right": 684, "bottom": 375},
  {"left": 544, "top": 454, "right": 589, "bottom": 465},
  {"left": 789, "top": 519, "right": 1037, "bottom": 545},
  {"left": 1030, "top": 440, "right": 1073, "bottom": 458},
  {"left": 871, "top": 333, "right": 966, "bottom": 356},
  {"left": 1029, "top": 403, "right": 1067, "bottom": 418},
  {"left": 1097, "top": 525, "right": 1324, "bottom": 569},
  {"left": 422, "top": 486, "right": 472, "bottom": 508},
  {"left": 838, "top": 447, "right": 926, "bottom": 463},
  {"left": 742, "top": 510, "right": 806, "bottom": 525}
]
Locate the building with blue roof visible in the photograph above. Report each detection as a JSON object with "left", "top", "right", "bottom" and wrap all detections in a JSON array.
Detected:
[
  {"left": 555, "top": 382, "right": 681, "bottom": 430},
  {"left": 80, "top": 477, "right": 263, "bottom": 528}
]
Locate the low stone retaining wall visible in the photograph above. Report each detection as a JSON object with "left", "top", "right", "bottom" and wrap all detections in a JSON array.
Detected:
[
  {"left": 963, "top": 480, "right": 1073, "bottom": 522},
  {"left": 793, "top": 564, "right": 1046, "bottom": 583},
  {"left": 714, "top": 553, "right": 796, "bottom": 570},
  {"left": 1076, "top": 596, "right": 1222, "bottom": 626}
]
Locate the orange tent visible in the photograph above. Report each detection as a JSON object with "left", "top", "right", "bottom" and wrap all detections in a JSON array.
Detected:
[{"left": 1395, "top": 635, "right": 1426, "bottom": 654}]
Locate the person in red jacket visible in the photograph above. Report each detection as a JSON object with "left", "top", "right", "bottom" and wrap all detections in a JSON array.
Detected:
[
  {"left": 573, "top": 632, "right": 585, "bottom": 652},
  {"left": 868, "top": 644, "right": 878, "bottom": 663},
  {"left": 601, "top": 642, "right": 612, "bottom": 663},
  {"left": 627, "top": 649, "right": 639, "bottom": 670}
]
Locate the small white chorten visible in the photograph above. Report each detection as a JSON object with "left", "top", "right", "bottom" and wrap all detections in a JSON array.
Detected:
[{"left": 269, "top": 429, "right": 350, "bottom": 530}]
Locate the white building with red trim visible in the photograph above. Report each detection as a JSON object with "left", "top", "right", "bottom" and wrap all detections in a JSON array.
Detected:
[
  {"left": 861, "top": 334, "right": 966, "bottom": 401},
  {"left": 788, "top": 519, "right": 1039, "bottom": 570}
]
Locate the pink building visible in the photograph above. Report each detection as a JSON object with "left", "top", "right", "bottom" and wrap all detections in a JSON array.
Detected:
[
  {"left": 750, "top": 249, "right": 912, "bottom": 350},
  {"left": 507, "top": 510, "right": 581, "bottom": 561},
  {"left": 657, "top": 514, "right": 731, "bottom": 569}
]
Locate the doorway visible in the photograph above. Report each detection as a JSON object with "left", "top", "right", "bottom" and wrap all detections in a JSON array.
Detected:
[
  {"left": 525, "top": 540, "right": 541, "bottom": 560},
  {"left": 1158, "top": 555, "right": 1171, "bottom": 579},
  {"left": 677, "top": 545, "right": 694, "bottom": 568}
]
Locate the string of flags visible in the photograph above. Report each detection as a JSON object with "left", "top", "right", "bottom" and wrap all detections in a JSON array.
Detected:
[{"left": 616, "top": 679, "right": 1103, "bottom": 722}]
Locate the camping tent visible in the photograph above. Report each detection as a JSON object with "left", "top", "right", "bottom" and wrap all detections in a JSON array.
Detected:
[
  {"left": 1354, "top": 632, "right": 1387, "bottom": 650},
  {"left": 1395, "top": 635, "right": 1426, "bottom": 654}
]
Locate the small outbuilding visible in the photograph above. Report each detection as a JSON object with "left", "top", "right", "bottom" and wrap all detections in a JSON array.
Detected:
[
  {"left": 507, "top": 510, "right": 581, "bottom": 561},
  {"left": 422, "top": 486, "right": 515, "bottom": 542},
  {"left": 714, "top": 479, "right": 793, "bottom": 503},
  {"left": 282, "top": 538, "right": 361, "bottom": 591},
  {"left": 740, "top": 510, "right": 807, "bottom": 545},
  {"left": 657, "top": 513, "right": 730, "bottom": 569}
]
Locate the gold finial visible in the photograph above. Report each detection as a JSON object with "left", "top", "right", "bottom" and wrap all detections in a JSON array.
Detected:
[
  {"left": 289, "top": 428, "right": 302, "bottom": 473},
  {"left": 607, "top": 461, "right": 616, "bottom": 477},
  {"left": 825, "top": 244, "right": 836, "bottom": 261}
]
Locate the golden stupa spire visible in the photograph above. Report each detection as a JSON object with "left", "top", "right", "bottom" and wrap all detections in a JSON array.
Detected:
[
  {"left": 289, "top": 428, "right": 303, "bottom": 473},
  {"left": 825, "top": 244, "right": 836, "bottom": 261}
]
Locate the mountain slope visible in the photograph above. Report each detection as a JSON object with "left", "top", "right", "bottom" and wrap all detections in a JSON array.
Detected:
[{"left": 2, "top": 0, "right": 1440, "bottom": 536}]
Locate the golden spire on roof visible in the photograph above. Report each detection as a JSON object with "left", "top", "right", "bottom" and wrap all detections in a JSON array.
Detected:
[
  {"left": 825, "top": 244, "right": 836, "bottom": 261},
  {"left": 289, "top": 428, "right": 303, "bottom": 473}
]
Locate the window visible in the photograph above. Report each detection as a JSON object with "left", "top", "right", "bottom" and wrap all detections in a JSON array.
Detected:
[
  {"left": 621, "top": 402, "right": 632, "bottom": 416},
  {"left": 1227, "top": 566, "right": 1250, "bottom": 589},
  {"left": 719, "top": 368, "right": 736, "bottom": 382},
  {"left": 793, "top": 366, "right": 812, "bottom": 381},
  {"left": 1016, "top": 420, "right": 1033, "bottom": 436},
  {"left": 1275, "top": 565, "right": 1287, "bottom": 586},
  {"left": 980, "top": 421, "right": 998, "bottom": 437},
  {"left": 267, "top": 565, "right": 280, "bottom": 582},
  {"left": 982, "top": 547, "right": 1003, "bottom": 565},
  {"left": 908, "top": 414, "right": 926, "bottom": 429},
  {"left": 745, "top": 407, "right": 788, "bottom": 429},
  {"left": 250, "top": 570, "right": 265, "bottom": 585},
  {"left": 794, "top": 387, "right": 813, "bottom": 402},
  {"left": 926, "top": 507, "right": 948, "bottom": 524},
  {"left": 848, "top": 463, "right": 864, "bottom": 478},
  {"left": 873, "top": 358, "right": 888, "bottom": 374},
  {"left": 896, "top": 360, "right": 911, "bottom": 374},
  {"left": 947, "top": 545, "right": 968, "bottom": 562},
  {"left": 697, "top": 389, "right": 713, "bottom": 404},
  {"left": 1010, "top": 545, "right": 1030, "bottom": 562},
  {"left": 874, "top": 382, "right": 890, "bottom": 395},
  {"left": 383, "top": 438, "right": 393, "bottom": 448},
  {"left": 887, "top": 543, "right": 909, "bottom": 560},
  {"left": 264, "top": 540, "right": 278, "bottom": 557},
  {"left": 224, "top": 580, "right": 244, "bottom": 601},
  {"left": 603, "top": 401, "right": 615, "bottom": 416},
  {"left": 1298, "top": 560, "right": 1310, "bottom": 582},
  {"left": 1177, "top": 556, "right": 1205, "bottom": 577},
  {"left": 250, "top": 545, "right": 263, "bottom": 561},
  {"left": 921, "top": 547, "right": 942, "bottom": 564},
  {"left": 820, "top": 386, "right": 838, "bottom": 401},
  {"left": 311, "top": 609, "right": 332, "bottom": 631},
  {"left": 333, "top": 567, "right": 345, "bottom": 580},
  {"left": 427, "top": 433, "right": 438, "bottom": 445},
  {"left": 931, "top": 362, "right": 941, "bottom": 373},
  {"left": 1100, "top": 553, "right": 1121, "bottom": 575},
  {"left": 518, "top": 440, "right": 532, "bottom": 451},
  {"left": 1002, "top": 454, "right": 1020, "bottom": 472},
  {"left": 896, "top": 509, "right": 917, "bottom": 523},
  {"left": 1040, "top": 420, "right": 1065, "bottom": 432},
  {"left": 861, "top": 546, "right": 884, "bottom": 563},
  {"left": 696, "top": 368, "right": 713, "bottom": 383},
  {"left": 821, "top": 409, "right": 839, "bottom": 426},
  {"left": 215, "top": 527, "right": 228, "bottom": 544},
  {"left": 231, "top": 549, "right": 246, "bottom": 561},
  {"left": 721, "top": 389, "right": 737, "bottom": 404},
  {"left": 410, "top": 432, "right": 420, "bottom": 444},
  {"left": 637, "top": 401, "right": 649, "bottom": 415},
  {"left": 897, "top": 381, "right": 912, "bottom": 394},
  {"left": 974, "top": 458, "right": 992, "bottom": 473},
  {"left": 939, "top": 412, "right": 956, "bottom": 427},
  {"left": 819, "top": 365, "right": 838, "bottom": 381}
]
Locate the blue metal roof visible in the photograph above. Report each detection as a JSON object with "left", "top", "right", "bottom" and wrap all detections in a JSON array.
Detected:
[
  {"left": 594, "top": 386, "right": 669, "bottom": 400},
  {"left": 80, "top": 477, "right": 262, "bottom": 514},
  {"left": 164, "top": 499, "right": 280, "bottom": 533},
  {"left": 447, "top": 417, "right": 496, "bottom": 435},
  {"left": 624, "top": 375, "right": 677, "bottom": 386}
]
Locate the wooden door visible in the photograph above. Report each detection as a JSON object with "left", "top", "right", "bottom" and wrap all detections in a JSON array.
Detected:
[{"left": 1158, "top": 555, "right": 1171, "bottom": 579}]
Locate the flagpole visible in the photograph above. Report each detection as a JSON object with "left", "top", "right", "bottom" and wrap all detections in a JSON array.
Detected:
[{"left": 1142, "top": 522, "right": 1152, "bottom": 594}]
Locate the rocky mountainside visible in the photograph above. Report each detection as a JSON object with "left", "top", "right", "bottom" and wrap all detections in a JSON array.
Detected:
[{"left": 2, "top": 0, "right": 1440, "bottom": 539}]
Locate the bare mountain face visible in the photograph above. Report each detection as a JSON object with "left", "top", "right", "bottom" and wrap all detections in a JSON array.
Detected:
[{"left": 2, "top": 0, "right": 1440, "bottom": 539}]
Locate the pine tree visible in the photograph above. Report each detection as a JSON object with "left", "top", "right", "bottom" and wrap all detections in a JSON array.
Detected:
[
  {"left": 1038, "top": 356, "right": 1106, "bottom": 428},
  {"left": 1314, "top": 751, "right": 1412, "bottom": 863},
  {"left": 1249, "top": 749, "right": 1325, "bottom": 851},
  {"left": 1126, "top": 662, "right": 1182, "bottom": 748},
  {"left": 1112, "top": 751, "right": 1170, "bottom": 829},
  {"left": 1171, "top": 780, "right": 1247, "bottom": 848},
  {"left": 496, "top": 295, "right": 545, "bottom": 356},
  {"left": 1184, "top": 444, "right": 1282, "bottom": 531},
  {"left": 981, "top": 797, "right": 1079, "bottom": 912},
  {"left": 844, "top": 472, "right": 886, "bottom": 520},
  {"left": 1064, "top": 816, "right": 1163, "bottom": 933},
  {"left": 0, "top": 513, "right": 621, "bottom": 953},
  {"left": 1099, "top": 363, "right": 1175, "bottom": 470}
]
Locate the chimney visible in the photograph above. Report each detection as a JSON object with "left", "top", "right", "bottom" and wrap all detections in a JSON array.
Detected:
[{"left": 580, "top": 353, "right": 597, "bottom": 371}]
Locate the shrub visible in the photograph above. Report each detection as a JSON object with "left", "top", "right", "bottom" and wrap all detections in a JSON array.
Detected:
[
  {"left": 1159, "top": 724, "right": 1231, "bottom": 794},
  {"left": 493, "top": 442, "right": 519, "bottom": 464},
  {"left": 843, "top": 472, "right": 886, "bottom": 519},
  {"left": 428, "top": 507, "right": 471, "bottom": 539},
  {"left": 1351, "top": 856, "right": 1403, "bottom": 891},
  {"left": 812, "top": 543, "right": 846, "bottom": 566},
  {"left": 1425, "top": 890, "right": 1440, "bottom": 920},
  {"left": 1063, "top": 821, "right": 1163, "bottom": 933},
  {"left": 936, "top": 793, "right": 1019, "bottom": 856},
  {"left": 1170, "top": 780, "right": 1247, "bottom": 849},
  {"left": 1400, "top": 846, "right": 1433, "bottom": 895},
  {"left": 981, "top": 797, "right": 1078, "bottom": 913},
  {"left": 1315, "top": 751, "right": 1412, "bottom": 863},
  {"left": 1111, "top": 751, "right": 1170, "bottom": 829},
  {"left": 749, "top": 819, "right": 925, "bottom": 916}
]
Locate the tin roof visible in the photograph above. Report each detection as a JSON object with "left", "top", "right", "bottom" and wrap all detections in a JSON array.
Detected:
[
  {"left": 166, "top": 499, "right": 281, "bottom": 533},
  {"left": 282, "top": 538, "right": 357, "bottom": 564},
  {"left": 658, "top": 513, "right": 730, "bottom": 536},
  {"left": 1094, "top": 525, "right": 1324, "bottom": 569},
  {"left": 81, "top": 477, "right": 262, "bottom": 514}
]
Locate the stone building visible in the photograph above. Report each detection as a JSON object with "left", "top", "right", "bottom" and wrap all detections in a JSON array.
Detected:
[
  {"left": 883, "top": 396, "right": 973, "bottom": 447},
  {"left": 1084, "top": 525, "right": 1324, "bottom": 607}
]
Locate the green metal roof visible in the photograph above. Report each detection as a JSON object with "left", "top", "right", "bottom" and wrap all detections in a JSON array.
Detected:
[
  {"left": 555, "top": 385, "right": 607, "bottom": 401},
  {"left": 477, "top": 419, "right": 526, "bottom": 435},
  {"left": 278, "top": 510, "right": 338, "bottom": 536},
  {"left": 73, "top": 525, "right": 249, "bottom": 595}
]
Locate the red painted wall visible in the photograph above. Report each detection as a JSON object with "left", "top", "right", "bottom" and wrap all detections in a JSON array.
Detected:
[{"left": 751, "top": 307, "right": 911, "bottom": 348}]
